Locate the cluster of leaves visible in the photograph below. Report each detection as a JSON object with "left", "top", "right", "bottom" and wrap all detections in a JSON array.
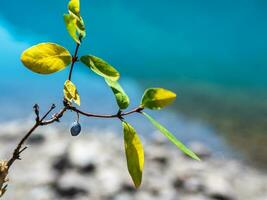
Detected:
[{"left": 20, "top": 0, "right": 200, "bottom": 188}]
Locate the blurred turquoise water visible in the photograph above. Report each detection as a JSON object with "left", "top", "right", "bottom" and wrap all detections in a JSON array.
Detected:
[
  {"left": 1, "top": 0, "right": 267, "bottom": 87},
  {"left": 0, "top": 0, "right": 267, "bottom": 166}
]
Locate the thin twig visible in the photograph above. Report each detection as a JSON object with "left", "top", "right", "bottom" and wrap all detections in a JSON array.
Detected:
[
  {"left": 33, "top": 104, "right": 40, "bottom": 122},
  {"left": 67, "top": 106, "right": 144, "bottom": 119},
  {"left": 7, "top": 104, "right": 63, "bottom": 169},
  {"left": 40, "top": 107, "right": 67, "bottom": 126},
  {"left": 7, "top": 122, "right": 39, "bottom": 169},
  {"left": 40, "top": 104, "right": 56, "bottom": 121}
]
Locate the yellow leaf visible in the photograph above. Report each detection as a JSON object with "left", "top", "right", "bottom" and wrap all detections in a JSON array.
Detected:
[
  {"left": 75, "top": 16, "right": 86, "bottom": 38},
  {"left": 141, "top": 88, "right": 176, "bottom": 110},
  {"left": 68, "top": 0, "right": 80, "bottom": 16},
  {"left": 123, "top": 122, "right": 144, "bottom": 188},
  {"left": 21, "top": 43, "right": 72, "bottom": 74},
  {"left": 64, "top": 80, "right": 81, "bottom": 106},
  {"left": 65, "top": 0, "right": 86, "bottom": 41},
  {"left": 64, "top": 14, "right": 80, "bottom": 44}
]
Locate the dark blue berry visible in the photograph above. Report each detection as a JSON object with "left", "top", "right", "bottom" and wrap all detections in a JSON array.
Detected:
[{"left": 70, "top": 121, "right": 81, "bottom": 136}]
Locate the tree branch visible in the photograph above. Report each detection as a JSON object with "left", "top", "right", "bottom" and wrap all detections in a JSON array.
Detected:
[
  {"left": 40, "top": 107, "right": 67, "bottom": 126},
  {"left": 6, "top": 39, "right": 82, "bottom": 170},
  {"left": 6, "top": 103, "right": 143, "bottom": 170},
  {"left": 7, "top": 104, "right": 58, "bottom": 169},
  {"left": 2, "top": 37, "right": 145, "bottom": 198},
  {"left": 67, "top": 105, "right": 144, "bottom": 119}
]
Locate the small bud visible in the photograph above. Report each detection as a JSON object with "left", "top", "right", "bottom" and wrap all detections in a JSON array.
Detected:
[{"left": 70, "top": 121, "right": 81, "bottom": 136}]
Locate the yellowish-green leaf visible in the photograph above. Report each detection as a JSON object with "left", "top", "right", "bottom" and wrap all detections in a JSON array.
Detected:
[
  {"left": 123, "top": 122, "right": 144, "bottom": 188},
  {"left": 75, "top": 16, "right": 86, "bottom": 38},
  {"left": 64, "top": 80, "right": 81, "bottom": 106},
  {"left": 64, "top": 14, "right": 80, "bottom": 44},
  {"left": 81, "top": 55, "right": 120, "bottom": 81},
  {"left": 66, "top": 0, "right": 86, "bottom": 40},
  {"left": 68, "top": 0, "right": 80, "bottom": 17},
  {"left": 141, "top": 88, "right": 176, "bottom": 110},
  {"left": 21, "top": 43, "right": 72, "bottom": 74},
  {"left": 105, "top": 79, "right": 130, "bottom": 110},
  {"left": 143, "top": 112, "right": 200, "bottom": 161}
]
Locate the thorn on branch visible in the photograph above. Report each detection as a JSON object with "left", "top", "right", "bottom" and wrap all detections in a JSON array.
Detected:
[
  {"left": 14, "top": 147, "right": 27, "bottom": 161},
  {"left": 19, "top": 146, "right": 28, "bottom": 154}
]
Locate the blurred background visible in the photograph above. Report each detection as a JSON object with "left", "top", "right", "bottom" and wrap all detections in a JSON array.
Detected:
[{"left": 0, "top": 0, "right": 267, "bottom": 200}]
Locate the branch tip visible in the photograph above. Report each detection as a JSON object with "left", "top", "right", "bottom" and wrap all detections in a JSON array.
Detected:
[
  {"left": 51, "top": 104, "right": 56, "bottom": 110},
  {"left": 33, "top": 104, "right": 40, "bottom": 121}
]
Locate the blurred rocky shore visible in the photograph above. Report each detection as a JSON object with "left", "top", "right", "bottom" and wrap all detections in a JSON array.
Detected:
[{"left": 0, "top": 120, "right": 266, "bottom": 200}]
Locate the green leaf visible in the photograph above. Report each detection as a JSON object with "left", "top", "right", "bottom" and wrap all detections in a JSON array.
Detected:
[
  {"left": 21, "top": 43, "right": 72, "bottom": 74},
  {"left": 64, "top": 80, "right": 81, "bottom": 106},
  {"left": 122, "top": 122, "right": 144, "bottom": 188},
  {"left": 80, "top": 55, "right": 120, "bottom": 81},
  {"left": 105, "top": 79, "right": 130, "bottom": 110},
  {"left": 141, "top": 88, "right": 176, "bottom": 110},
  {"left": 64, "top": 14, "right": 80, "bottom": 44},
  {"left": 142, "top": 112, "right": 200, "bottom": 161}
]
